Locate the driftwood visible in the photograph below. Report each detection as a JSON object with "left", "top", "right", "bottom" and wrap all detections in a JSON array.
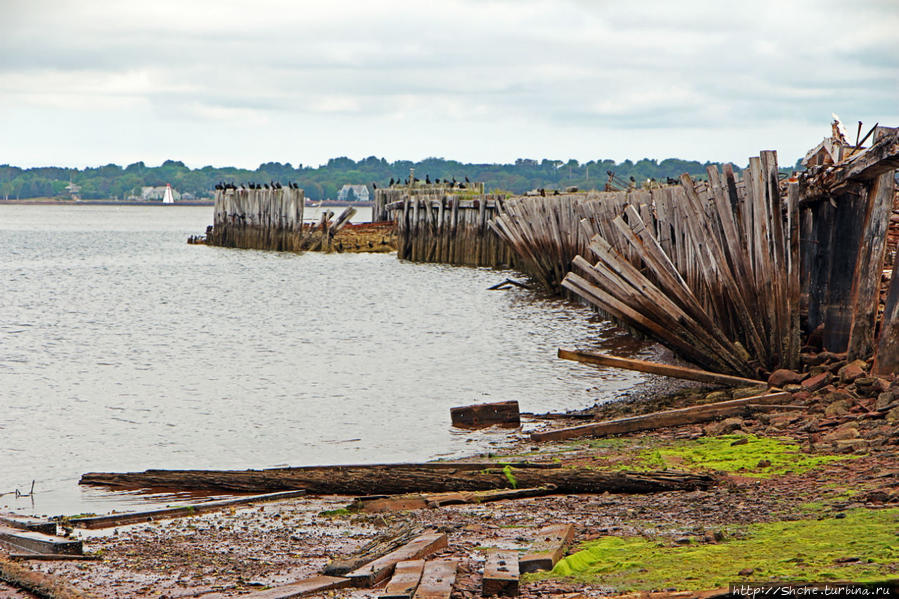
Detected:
[
  {"left": 0, "top": 553, "right": 97, "bottom": 599},
  {"left": 482, "top": 550, "right": 519, "bottom": 597},
  {"left": 451, "top": 401, "right": 520, "bottom": 428},
  {"left": 66, "top": 490, "right": 305, "bottom": 529},
  {"left": 324, "top": 523, "right": 421, "bottom": 577},
  {"left": 199, "top": 575, "right": 352, "bottom": 599},
  {"left": 413, "top": 560, "right": 457, "bottom": 599},
  {"left": 0, "top": 526, "right": 82, "bottom": 556},
  {"left": 0, "top": 514, "right": 56, "bottom": 535},
  {"left": 80, "top": 463, "right": 714, "bottom": 495},
  {"left": 351, "top": 486, "right": 557, "bottom": 513},
  {"left": 380, "top": 559, "right": 425, "bottom": 599},
  {"left": 531, "top": 391, "right": 791, "bottom": 442},
  {"left": 519, "top": 524, "right": 575, "bottom": 574},
  {"left": 557, "top": 349, "right": 766, "bottom": 387},
  {"left": 347, "top": 533, "right": 447, "bottom": 587}
]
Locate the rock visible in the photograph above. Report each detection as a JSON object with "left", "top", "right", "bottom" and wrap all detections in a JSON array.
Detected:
[
  {"left": 825, "top": 399, "right": 852, "bottom": 418},
  {"left": 731, "top": 437, "right": 749, "bottom": 446},
  {"left": 706, "top": 417, "right": 744, "bottom": 436},
  {"left": 757, "top": 459, "right": 771, "bottom": 468},
  {"left": 887, "top": 407, "right": 899, "bottom": 423},
  {"left": 854, "top": 377, "right": 880, "bottom": 397},
  {"left": 738, "top": 568, "right": 755, "bottom": 576},
  {"left": 705, "top": 391, "right": 730, "bottom": 402},
  {"left": 835, "top": 439, "right": 868, "bottom": 453},
  {"left": 872, "top": 378, "right": 891, "bottom": 394},
  {"left": 800, "top": 352, "right": 827, "bottom": 366},
  {"left": 802, "top": 372, "right": 833, "bottom": 393},
  {"left": 876, "top": 391, "right": 898, "bottom": 411},
  {"left": 732, "top": 385, "right": 768, "bottom": 399},
  {"left": 799, "top": 418, "right": 820, "bottom": 433},
  {"left": 838, "top": 360, "right": 868, "bottom": 384},
  {"left": 828, "top": 359, "right": 848, "bottom": 373},
  {"left": 674, "top": 536, "right": 692, "bottom": 545},
  {"left": 784, "top": 384, "right": 803, "bottom": 392},
  {"left": 791, "top": 391, "right": 813, "bottom": 404},
  {"left": 809, "top": 365, "right": 828, "bottom": 377},
  {"left": 823, "top": 424, "right": 860, "bottom": 442},
  {"left": 768, "top": 369, "right": 803, "bottom": 387}
]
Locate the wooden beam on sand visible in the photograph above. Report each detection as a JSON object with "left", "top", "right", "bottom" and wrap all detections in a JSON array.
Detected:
[
  {"left": 347, "top": 533, "right": 448, "bottom": 587},
  {"left": 0, "top": 526, "right": 83, "bottom": 556},
  {"left": 530, "top": 391, "right": 791, "bottom": 442},
  {"left": 519, "top": 524, "right": 575, "bottom": 574},
  {"left": 199, "top": 575, "right": 352, "bottom": 599},
  {"left": 482, "top": 551, "right": 519, "bottom": 596},
  {"left": 413, "top": 560, "right": 458, "bottom": 599},
  {"left": 380, "top": 559, "right": 425, "bottom": 599},
  {"left": 0, "top": 553, "right": 97, "bottom": 599},
  {"left": 66, "top": 490, "right": 306, "bottom": 529},
  {"left": 0, "top": 514, "right": 56, "bottom": 535},
  {"left": 557, "top": 349, "right": 766, "bottom": 387}
]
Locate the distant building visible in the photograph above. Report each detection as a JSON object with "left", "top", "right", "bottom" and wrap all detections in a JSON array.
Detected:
[
  {"left": 141, "top": 185, "right": 182, "bottom": 201},
  {"left": 65, "top": 182, "right": 81, "bottom": 200},
  {"left": 337, "top": 184, "right": 370, "bottom": 202}
]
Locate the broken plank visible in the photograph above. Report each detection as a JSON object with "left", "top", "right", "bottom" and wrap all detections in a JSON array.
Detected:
[
  {"left": 8, "top": 553, "right": 99, "bottom": 561},
  {"left": 482, "top": 550, "right": 519, "bottom": 596},
  {"left": 353, "top": 486, "right": 557, "bottom": 513},
  {"left": 413, "top": 560, "right": 457, "bottom": 599},
  {"left": 530, "top": 392, "right": 790, "bottom": 442},
  {"left": 200, "top": 575, "right": 352, "bottom": 599},
  {"left": 450, "top": 400, "right": 520, "bottom": 429},
  {"left": 67, "top": 490, "right": 305, "bottom": 529},
  {"left": 558, "top": 349, "right": 765, "bottom": 387},
  {"left": 347, "top": 533, "right": 448, "bottom": 587},
  {"left": 324, "top": 524, "right": 421, "bottom": 577},
  {"left": 519, "top": 524, "right": 575, "bottom": 574},
  {"left": 380, "top": 559, "right": 425, "bottom": 599},
  {"left": 0, "top": 514, "right": 56, "bottom": 535},
  {"left": 0, "top": 525, "right": 83, "bottom": 555}
]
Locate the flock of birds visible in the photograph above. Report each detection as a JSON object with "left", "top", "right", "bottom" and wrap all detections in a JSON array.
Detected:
[{"left": 213, "top": 176, "right": 473, "bottom": 193}]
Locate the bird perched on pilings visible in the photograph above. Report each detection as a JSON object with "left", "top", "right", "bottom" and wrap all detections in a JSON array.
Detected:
[
  {"left": 425, "top": 174, "right": 431, "bottom": 184},
  {"left": 465, "top": 176, "right": 470, "bottom": 183},
  {"left": 372, "top": 182, "right": 377, "bottom": 190},
  {"left": 389, "top": 177, "right": 394, "bottom": 186}
]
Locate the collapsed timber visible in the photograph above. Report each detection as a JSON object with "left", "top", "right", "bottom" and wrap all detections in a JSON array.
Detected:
[
  {"left": 201, "top": 187, "right": 395, "bottom": 253},
  {"left": 488, "top": 127, "right": 899, "bottom": 379}
]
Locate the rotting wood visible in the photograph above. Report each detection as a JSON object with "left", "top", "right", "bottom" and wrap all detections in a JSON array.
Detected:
[
  {"left": 0, "top": 553, "right": 97, "bottom": 599},
  {"left": 347, "top": 532, "right": 447, "bottom": 587},
  {"left": 65, "top": 490, "right": 305, "bottom": 529},
  {"left": 0, "top": 525, "right": 82, "bottom": 556},
  {"left": 198, "top": 575, "right": 352, "bottom": 599},
  {"left": 482, "top": 550, "right": 519, "bottom": 597},
  {"left": 351, "top": 486, "right": 557, "bottom": 513},
  {"left": 80, "top": 463, "right": 714, "bottom": 495},
  {"left": 380, "top": 559, "right": 425, "bottom": 599},
  {"left": 450, "top": 400, "right": 520, "bottom": 429},
  {"left": 0, "top": 514, "right": 56, "bottom": 535},
  {"left": 557, "top": 349, "right": 766, "bottom": 387},
  {"left": 8, "top": 554, "right": 98, "bottom": 561},
  {"left": 324, "top": 524, "right": 421, "bottom": 577},
  {"left": 873, "top": 256, "right": 899, "bottom": 375},
  {"left": 519, "top": 524, "right": 575, "bottom": 574},
  {"left": 530, "top": 391, "right": 791, "bottom": 442},
  {"left": 412, "top": 560, "right": 457, "bottom": 599}
]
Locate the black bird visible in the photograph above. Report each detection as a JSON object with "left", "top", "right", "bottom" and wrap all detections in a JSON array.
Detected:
[
  {"left": 263, "top": 183, "right": 270, "bottom": 190},
  {"left": 214, "top": 183, "right": 223, "bottom": 190},
  {"left": 435, "top": 178, "right": 441, "bottom": 184},
  {"left": 464, "top": 176, "right": 470, "bottom": 183},
  {"left": 553, "top": 190, "right": 560, "bottom": 195},
  {"left": 389, "top": 177, "right": 394, "bottom": 186},
  {"left": 372, "top": 182, "right": 377, "bottom": 190},
  {"left": 425, "top": 174, "right": 431, "bottom": 184},
  {"left": 539, "top": 188, "right": 545, "bottom": 197},
  {"left": 459, "top": 183, "right": 466, "bottom": 189},
  {"left": 451, "top": 177, "right": 457, "bottom": 186}
]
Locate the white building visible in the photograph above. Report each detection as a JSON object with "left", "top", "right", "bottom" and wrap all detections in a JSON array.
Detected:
[{"left": 337, "top": 184, "right": 370, "bottom": 202}]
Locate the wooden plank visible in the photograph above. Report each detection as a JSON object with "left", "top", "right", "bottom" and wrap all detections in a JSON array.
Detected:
[
  {"left": 347, "top": 533, "right": 448, "bottom": 587},
  {"left": 353, "top": 486, "right": 556, "bottom": 513},
  {"left": 530, "top": 391, "right": 790, "bottom": 442},
  {"left": 380, "top": 559, "right": 425, "bottom": 599},
  {"left": 847, "top": 170, "right": 896, "bottom": 360},
  {"left": 7, "top": 553, "right": 99, "bottom": 561},
  {"left": 873, "top": 257, "right": 899, "bottom": 375},
  {"left": 557, "top": 349, "right": 765, "bottom": 387},
  {"left": 200, "top": 576, "right": 352, "bottom": 599},
  {"left": 519, "top": 524, "right": 575, "bottom": 573},
  {"left": 482, "top": 550, "right": 519, "bottom": 596},
  {"left": 68, "top": 490, "right": 306, "bottom": 529},
  {"left": 0, "top": 553, "right": 95, "bottom": 599},
  {"left": 412, "top": 560, "right": 457, "bottom": 599},
  {"left": 0, "top": 514, "right": 56, "bottom": 535},
  {"left": 450, "top": 401, "right": 520, "bottom": 428},
  {"left": 0, "top": 525, "right": 83, "bottom": 555}
]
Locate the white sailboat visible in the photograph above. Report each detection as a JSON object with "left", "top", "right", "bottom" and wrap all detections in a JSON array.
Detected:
[{"left": 162, "top": 184, "right": 175, "bottom": 204}]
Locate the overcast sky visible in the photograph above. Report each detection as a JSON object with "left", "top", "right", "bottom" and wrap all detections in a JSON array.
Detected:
[{"left": 1, "top": 0, "right": 897, "bottom": 169}]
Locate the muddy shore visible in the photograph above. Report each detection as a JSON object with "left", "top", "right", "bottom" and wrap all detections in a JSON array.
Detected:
[{"left": 2, "top": 353, "right": 897, "bottom": 599}]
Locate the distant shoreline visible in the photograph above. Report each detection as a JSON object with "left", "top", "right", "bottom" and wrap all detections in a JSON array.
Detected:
[{"left": 0, "top": 199, "right": 373, "bottom": 208}]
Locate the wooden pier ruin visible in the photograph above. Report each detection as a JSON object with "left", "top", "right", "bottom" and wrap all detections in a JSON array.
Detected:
[
  {"left": 486, "top": 125, "right": 899, "bottom": 376},
  {"left": 204, "top": 187, "right": 395, "bottom": 253},
  {"left": 377, "top": 186, "right": 515, "bottom": 267}
]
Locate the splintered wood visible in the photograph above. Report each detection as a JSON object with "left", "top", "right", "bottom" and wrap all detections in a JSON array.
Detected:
[{"left": 492, "top": 154, "right": 802, "bottom": 376}]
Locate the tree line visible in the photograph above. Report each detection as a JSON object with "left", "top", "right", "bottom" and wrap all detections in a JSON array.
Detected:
[{"left": 0, "top": 156, "right": 801, "bottom": 202}]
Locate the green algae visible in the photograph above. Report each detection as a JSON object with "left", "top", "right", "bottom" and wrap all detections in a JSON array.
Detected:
[
  {"left": 539, "top": 508, "right": 898, "bottom": 591},
  {"left": 635, "top": 434, "right": 854, "bottom": 478}
]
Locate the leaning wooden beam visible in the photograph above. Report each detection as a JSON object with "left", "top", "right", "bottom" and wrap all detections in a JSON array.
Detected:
[
  {"left": 0, "top": 553, "right": 96, "bottom": 599},
  {"left": 324, "top": 524, "right": 421, "bottom": 576},
  {"left": 81, "top": 463, "right": 713, "bottom": 494},
  {"left": 800, "top": 128, "right": 899, "bottom": 203},
  {"left": 347, "top": 533, "right": 447, "bottom": 587},
  {"left": 557, "top": 349, "right": 766, "bottom": 387},
  {"left": 530, "top": 392, "right": 791, "bottom": 442},
  {"left": 66, "top": 490, "right": 306, "bottom": 529},
  {"left": 199, "top": 575, "right": 352, "bottom": 599}
]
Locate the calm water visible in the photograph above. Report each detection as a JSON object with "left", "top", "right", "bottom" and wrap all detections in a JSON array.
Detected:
[{"left": 0, "top": 204, "right": 646, "bottom": 516}]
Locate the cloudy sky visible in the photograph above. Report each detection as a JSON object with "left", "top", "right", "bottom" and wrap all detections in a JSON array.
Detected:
[{"left": 1, "top": 0, "right": 897, "bottom": 169}]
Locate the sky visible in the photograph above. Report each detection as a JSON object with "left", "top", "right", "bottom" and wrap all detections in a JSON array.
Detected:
[{"left": 1, "top": 0, "right": 897, "bottom": 170}]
